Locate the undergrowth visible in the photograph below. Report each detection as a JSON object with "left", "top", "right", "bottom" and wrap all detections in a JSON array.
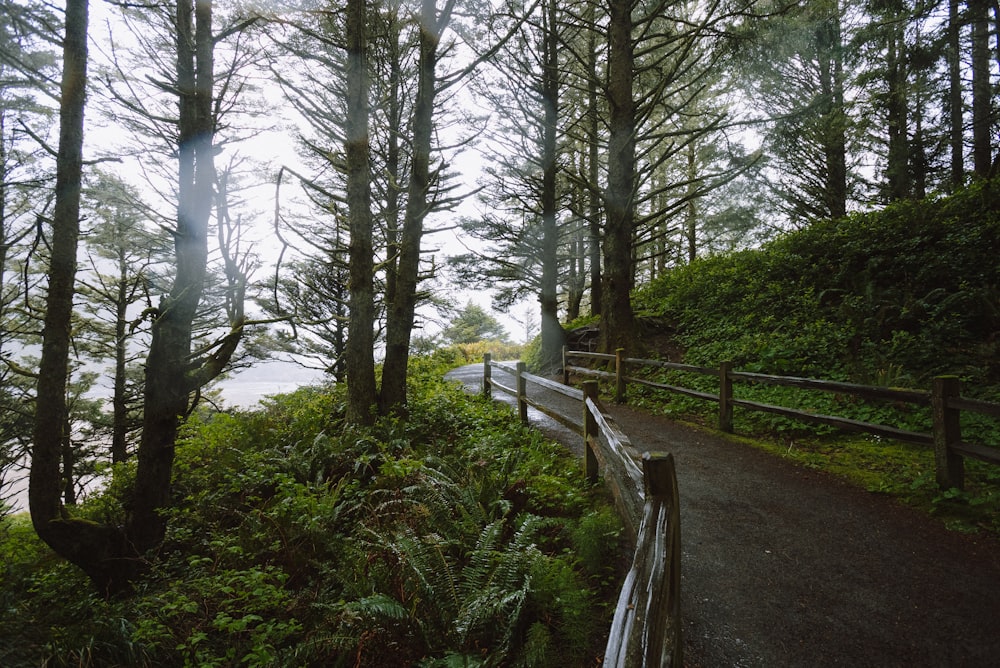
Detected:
[
  {"left": 622, "top": 365, "right": 1000, "bottom": 537},
  {"left": 0, "top": 356, "right": 624, "bottom": 667}
]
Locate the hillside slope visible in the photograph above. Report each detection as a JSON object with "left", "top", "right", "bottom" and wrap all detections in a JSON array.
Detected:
[{"left": 635, "top": 180, "right": 1000, "bottom": 395}]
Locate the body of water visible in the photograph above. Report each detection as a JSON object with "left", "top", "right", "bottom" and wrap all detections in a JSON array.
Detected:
[
  {"left": 216, "top": 361, "right": 326, "bottom": 408},
  {"left": 4, "top": 362, "right": 325, "bottom": 514}
]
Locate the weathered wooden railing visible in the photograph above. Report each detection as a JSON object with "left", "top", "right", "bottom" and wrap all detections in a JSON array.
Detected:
[
  {"left": 483, "top": 353, "right": 682, "bottom": 667},
  {"left": 563, "top": 347, "right": 1000, "bottom": 491}
]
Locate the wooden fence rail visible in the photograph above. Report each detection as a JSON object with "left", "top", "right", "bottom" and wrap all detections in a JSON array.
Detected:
[
  {"left": 563, "top": 347, "right": 1000, "bottom": 491},
  {"left": 483, "top": 354, "right": 682, "bottom": 668}
]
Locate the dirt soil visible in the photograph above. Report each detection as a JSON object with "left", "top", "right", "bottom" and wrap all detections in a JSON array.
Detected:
[{"left": 447, "top": 364, "right": 1000, "bottom": 667}]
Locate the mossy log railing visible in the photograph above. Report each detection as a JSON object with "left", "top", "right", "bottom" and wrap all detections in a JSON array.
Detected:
[
  {"left": 483, "top": 354, "right": 682, "bottom": 667},
  {"left": 563, "top": 347, "right": 1000, "bottom": 491}
]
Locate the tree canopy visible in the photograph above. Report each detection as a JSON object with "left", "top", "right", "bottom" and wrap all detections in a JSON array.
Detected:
[{"left": 442, "top": 302, "right": 510, "bottom": 344}]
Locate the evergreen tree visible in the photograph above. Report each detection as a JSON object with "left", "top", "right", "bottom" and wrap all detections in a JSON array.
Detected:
[
  {"left": 30, "top": 0, "right": 96, "bottom": 584},
  {"left": 741, "top": 0, "right": 859, "bottom": 224},
  {"left": 77, "top": 173, "right": 167, "bottom": 463},
  {"left": 0, "top": 0, "right": 57, "bottom": 509},
  {"left": 30, "top": 0, "right": 261, "bottom": 594},
  {"left": 442, "top": 301, "right": 509, "bottom": 344},
  {"left": 271, "top": 0, "right": 514, "bottom": 419},
  {"left": 453, "top": 0, "right": 568, "bottom": 368}
]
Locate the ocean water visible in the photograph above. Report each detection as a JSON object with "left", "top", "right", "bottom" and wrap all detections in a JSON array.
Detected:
[{"left": 3, "top": 362, "right": 326, "bottom": 514}]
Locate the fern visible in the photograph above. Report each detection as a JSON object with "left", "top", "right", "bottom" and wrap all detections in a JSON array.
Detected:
[
  {"left": 453, "top": 515, "right": 542, "bottom": 660},
  {"left": 348, "top": 593, "right": 408, "bottom": 621},
  {"left": 419, "top": 652, "right": 487, "bottom": 667},
  {"left": 391, "top": 528, "right": 462, "bottom": 615},
  {"left": 458, "top": 520, "right": 504, "bottom": 600},
  {"left": 346, "top": 441, "right": 593, "bottom": 664},
  {"left": 517, "top": 622, "right": 553, "bottom": 668}
]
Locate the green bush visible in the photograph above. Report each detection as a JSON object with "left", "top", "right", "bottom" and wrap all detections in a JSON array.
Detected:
[
  {"left": 636, "top": 180, "right": 1000, "bottom": 390},
  {"left": 1, "top": 372, "right": 620, "bottom": 666},
  {"left": 634, "top": 179, "right": 1000, "bottom": 437},
  {"left": 627, "top": 181, "right": 1000, "bottom": 534}
]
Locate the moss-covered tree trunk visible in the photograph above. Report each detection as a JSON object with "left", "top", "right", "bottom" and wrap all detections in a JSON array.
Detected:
[
  {"left": 585, "top": 2, "right": 602, "bottom": 317},
  {"left": 32, "top": 0, "right": 243, "bottom": 595},
  {"left": 539, "top": 0, "right": 565, "bottom": 369},
  {"left": 30, "top": 0, "right": 131, "bottom": 595},
  {"left": 816, "top": 7, "right": 847, "bottom": 219},
  {"left": 969, "top": 0, "right": 993, "bottom": 176},
  {"left": 884, "top": 13, "right": 909, "bottom": 201},
  {"left": 128, "top": 0, "right": 217, "bottom": 556},
  {"left": 111, "top": 248, "right": 130, "bottom": 464},
  {"left": 947, "top": 0, "right": 964, "bottom": 188}
]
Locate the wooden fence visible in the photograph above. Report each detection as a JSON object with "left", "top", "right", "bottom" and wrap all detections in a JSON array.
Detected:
[
  {"left": 483, "top": 354, "right": 682, "bottom": 668},
  {"left": 563, "top": 347, "right": 1000, "bottom": 491}
]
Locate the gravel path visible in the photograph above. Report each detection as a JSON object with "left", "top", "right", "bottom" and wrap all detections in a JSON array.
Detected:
[{"left": 446, "top": 364, "right": 1000, "bottom": 667}]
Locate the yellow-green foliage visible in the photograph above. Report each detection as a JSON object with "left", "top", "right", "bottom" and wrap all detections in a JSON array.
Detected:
[{"left": 441, "top": 340, "right": 526, "bottom": 365}]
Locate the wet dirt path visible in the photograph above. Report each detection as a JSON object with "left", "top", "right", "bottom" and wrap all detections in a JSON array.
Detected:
[{"left": 447, "top": 364, "right": 1000, "bottom": 667}]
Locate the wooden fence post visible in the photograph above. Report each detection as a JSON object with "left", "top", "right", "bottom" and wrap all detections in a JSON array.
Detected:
[
  {"left": 516, "top": 361, "right": 528, "bottom": 425},
  {"left": 640, "top": 451, "right": 683, "bottom": 668},
  {"left": 483, "top": 353, "right": 492, "bottom": 398},
  {"left": 641, "top": 451, "right": 676, "bottom": 498},
  {"left": 583, "top": 380, "right": 599, "bottom": 483},
  {"left": 719, "top": 361, "right": 734, "bottom": 433},
  {"left": 932, "top": 376, "right": 964, "bottom": 490},
  {"left": 615, "top": 348, "right": 627, "bottom": 404},
  {"left": 562, "top": 345, "right": 569, "bottom": 385}
]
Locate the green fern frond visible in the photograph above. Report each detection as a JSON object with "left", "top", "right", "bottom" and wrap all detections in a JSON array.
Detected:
[
  {"left": 451, "top": 515, "right": 545, "bottom": 659},
  {"left": 517, "top": 622, "right": 553, "bottom": 668},
  {"left": 348, "top": 593, "right": 408, "bottom": 621},
  {"left": 491, "top": 517, "right": 542, "bottom": 590},
  {"left": 391, "top": 528, "right": 462, "bottom": 614},
  {"left": 418, "top": 652, "right": 487, "bottom": 668},
  {"left": 459, "top": 520, "right": 504, "bottom": 599},
  {"left": 420, "top": 461, "right": 491, "bottom": 532}
]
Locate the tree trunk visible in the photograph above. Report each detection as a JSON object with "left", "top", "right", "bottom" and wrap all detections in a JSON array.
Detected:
[
  {"left": 344, "top": 0, "right": 378, "bottom": 425},
  {"left": 993, "top": 0, "right": 1000, "bottom": 170},
  {"left": 383, "top": 7, "right": 404, "bottom": 319},
  {"left": 970, "top": 0, "right": 992, "bottom": 176},
  {"left": 910, "top": 23, "right": 928, "bottom": 199},
  {"left": 685, "top": 142, "right": 697, "bottom": 262},
  {"left": 111, "top": 248, "right": 129, "bottom": 464},
  {"left": 586, "top": 5, "right": 602, "bottom": 317},
  {"left": 565, "top": 215, "right": 585, "bottom": 321},
  {"left": 380, "top": 0, "right": 446, "bottom": 414},
  {"left": 129, "top": 0, "right": 215, "bottom": 557},
  {"left": 61, "top": 420, "right": 75, "bottom": 505},
  {"left": 885, "top": 17, "right": 909, "bottom": 201},
  {"left": 600, "top": 0, "right": 636, "bottom": 353},
  {"left": 948, "top": 0, "right": 964, "bottom": 188},
  {"left": 30, "top": 0, "right": 129, "bottom": 596},
  {"left": 816, "top": 9, "right": 848, "bottom": 219},
  {"left": 539, "top": 0, "right": 565, "bottom": 368}
]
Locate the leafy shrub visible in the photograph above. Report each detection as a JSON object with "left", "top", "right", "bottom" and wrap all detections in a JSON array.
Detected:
[
  {"left": 1, "top": 371, "right": 620, "bottom": 666},
  {"left": 626, "top": 182, "right": 1000, "bottom": 533},
  {"left": 633, "top": 179, "right": 1000, "bottom": 435},
  {"left": 423, "top": 342, "right": 526, "bottom": 370},
  {"left": 636, "top": 180, "right": 1000, "bottom": 388}
]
